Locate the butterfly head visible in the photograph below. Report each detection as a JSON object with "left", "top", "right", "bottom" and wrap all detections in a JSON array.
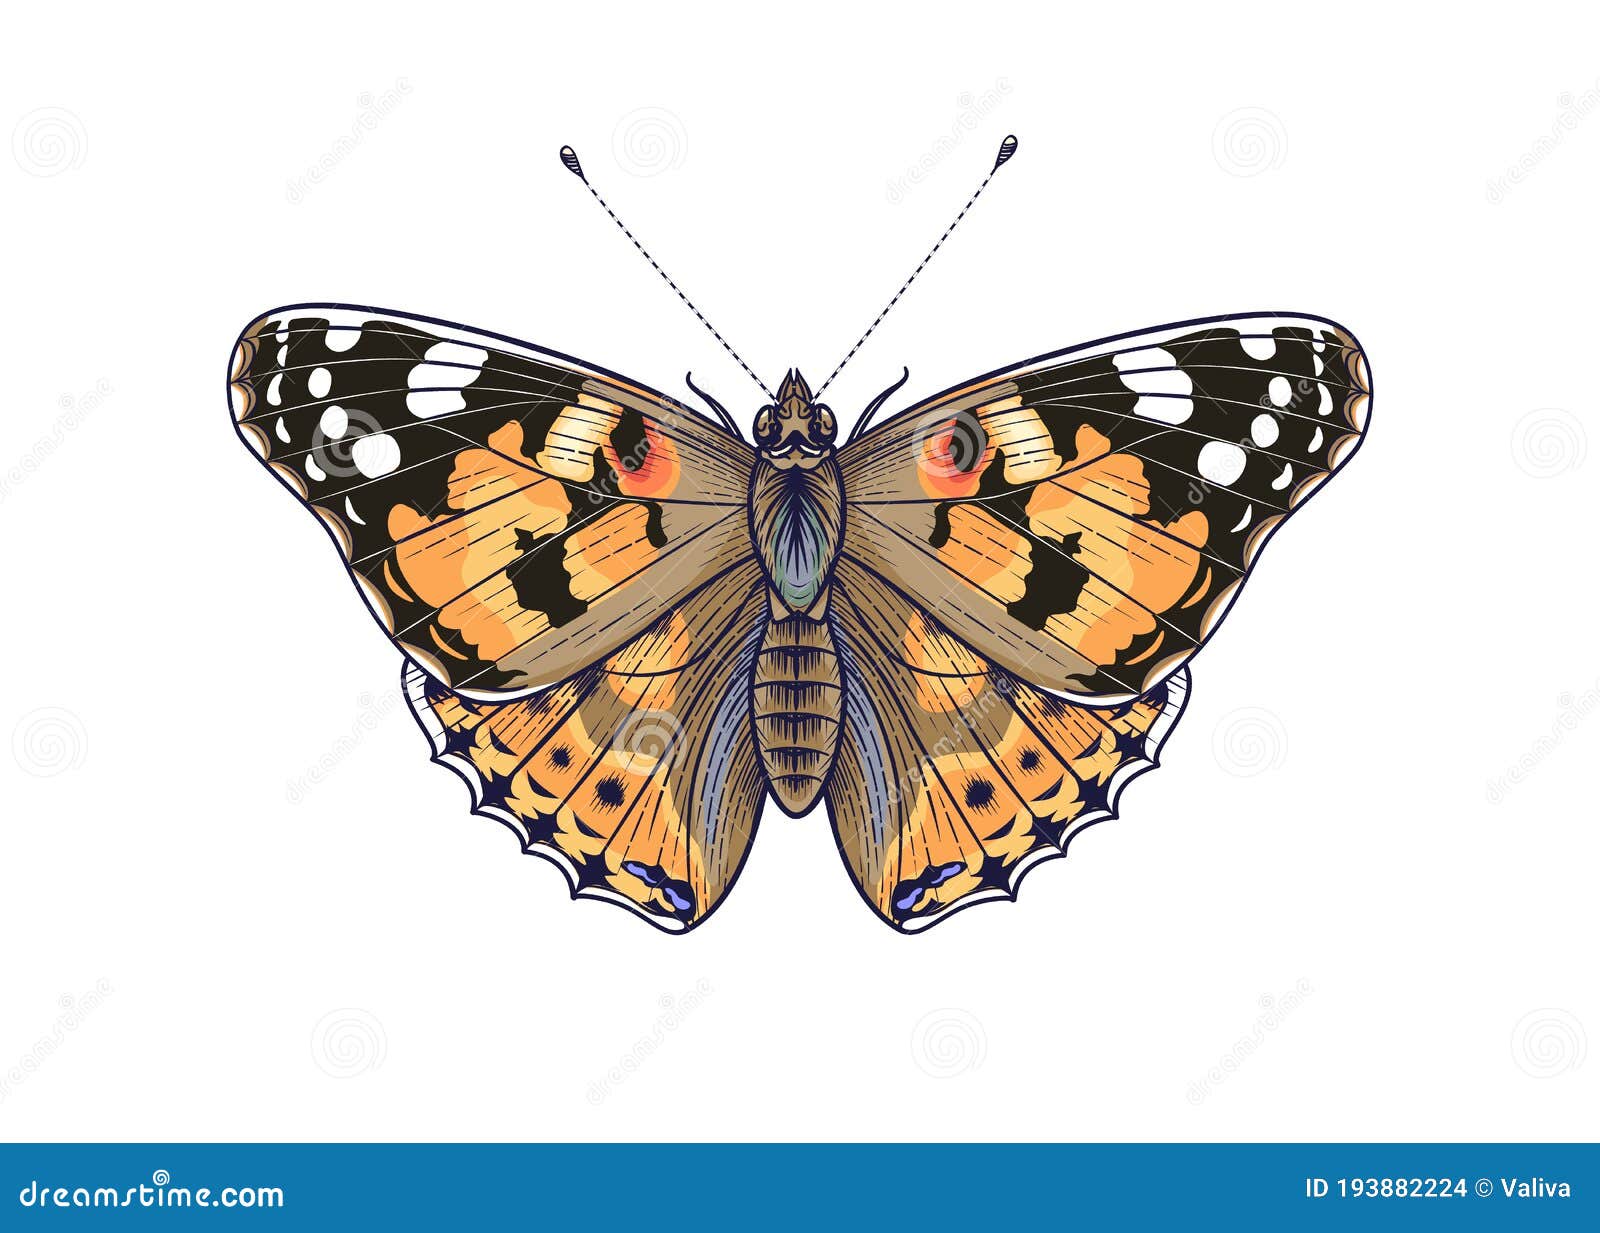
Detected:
[{"left": 753, "top": 369, "right": 836, "bottom": 466}]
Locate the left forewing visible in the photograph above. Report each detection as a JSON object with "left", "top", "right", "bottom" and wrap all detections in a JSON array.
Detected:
[{"left": 230, "top": 305, "right": 755, "bottom": 697}]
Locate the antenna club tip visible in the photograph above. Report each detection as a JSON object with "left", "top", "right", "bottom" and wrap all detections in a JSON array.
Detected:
[
  {"left": 559, "top": 145, "right": 585, "bottom": 179},
  {"left": 994, "top": 135, "right": 1019, "bottom": 169}
]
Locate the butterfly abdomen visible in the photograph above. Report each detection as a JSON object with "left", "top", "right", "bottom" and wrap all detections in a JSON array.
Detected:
[{"left": 753, "top": 614, "right": 842, "bottom": 815}]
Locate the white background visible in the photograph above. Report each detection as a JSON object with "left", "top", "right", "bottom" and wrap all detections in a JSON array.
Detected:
[{"left": 2, "top": 0, "right": 1595, "bottom": 1142}]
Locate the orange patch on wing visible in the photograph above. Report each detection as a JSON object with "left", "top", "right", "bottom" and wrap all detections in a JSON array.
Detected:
[
  {"left": 604, "top": 612, "right": 691, "bottom": 709},
  {"left": 902, "top": 611, "right": 988, "bottom": 712},
  {"left": 563, "top": 503, "right": 664, "bottom": 597},
  {"left": 605, "top": 418, "right": 682, "bottom": 501},
  {"left": 1022, "top": 424, "right": 1210, "bottom": 668},
  {"left": 932, "top": 507, "right": 1030, "bottom": 605},
  {"left": 532, "top": 397, "right": 617, "bottom": 482},
  {"left": 386, "top": 429, "right": 575, "bottom": 663}
]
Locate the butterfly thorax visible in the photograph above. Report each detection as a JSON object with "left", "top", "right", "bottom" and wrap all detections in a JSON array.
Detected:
[
  {"left": 748, "top": 370, "right": 844, "bottom": 613},
  {"left": 748, "top": 370, "right": 845, "bottom": 814}
]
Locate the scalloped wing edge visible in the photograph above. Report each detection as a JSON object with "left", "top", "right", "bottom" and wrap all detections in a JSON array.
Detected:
[
  {"left": 859, "top": 667, "right": 1193, "bottom": 935},
  {"left": 400, "top": 661, "right": 695, "bottom": 935}
]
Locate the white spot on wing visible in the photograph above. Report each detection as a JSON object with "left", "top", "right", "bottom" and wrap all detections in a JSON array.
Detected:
[
  {"left": 319, "top": 406, "right": 348, "bottom": 439},
  {"left": 1113, "top": 348, "right": 1193, "bottom": 393},
  {"left": 1271, "top": 462, "right": 1293, "bottom": 491},
  {"left": 1318, "top": 384, "right": 1333, "bottom": 415},
  {"left": 1241, "top": 336, "right": 1276, "bottom": 361},
  {"left": 1251, "top": 413, "right": 1279, "bottom": 447},
  {"left": 1268, "top": 376, "right": 1293, "bottom": 407},
  {"left": 325, "top": 327, "right": 361, "bottom": 352},
  {"left": 1198, "top": 441, "right": 1247, "bottom": 486},
  {"left": 352, "top": 432, "right": 401, "bottom": 478},
  {"left": 267, "top": 373, "right": 283, "bottom": 406},
  {"left": 344, "top": 496, "right": 366, "bottom": 525},
  {"left": 1308, "top": 425, "right": 1323, "bottom": 452},
  {"left": 1229, "top": 503, "right": 1254, "bottom": 533},
  {"left": 309, "top": 367, "right": 332, "bottom": 399},
  {"left": 275, "top": 418, "right": 291, "bottom": 444},
  {"left": 306, "top": 455, "right": 326, "bottom": 482},
  {"left": 409, "top": 341, "right": 489, "bottom": 403},
  {"left": 1114, "top": 348, "right": 1194, "bottom": 423},
  {"left": 407, "top": 389, "right": 467, "bottom": 417},
  {"left": 1135, "top": 396, "right": 1194, "bottom": 424}
]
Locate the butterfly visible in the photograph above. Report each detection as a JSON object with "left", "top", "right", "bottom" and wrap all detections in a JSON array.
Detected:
[{"left": 227, "top": 137, "right": 1370, "bottom": 933}]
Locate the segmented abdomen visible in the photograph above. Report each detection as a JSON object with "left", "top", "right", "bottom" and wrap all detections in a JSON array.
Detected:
[{"left": 753, "top": 615, "right": 841, "bottom": 815}]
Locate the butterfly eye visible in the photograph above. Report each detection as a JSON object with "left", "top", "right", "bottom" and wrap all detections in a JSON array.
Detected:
[
  {"left": 753, "top": 405, "right": 778, "bottom": 443},
  {"left": 813, "top": 404, "right": 837, "bottom": 443}
]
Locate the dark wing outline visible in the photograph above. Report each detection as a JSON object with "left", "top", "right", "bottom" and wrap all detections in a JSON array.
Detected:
[{"left": 840, "top": 311, "right": 1372, "bottom": 702}]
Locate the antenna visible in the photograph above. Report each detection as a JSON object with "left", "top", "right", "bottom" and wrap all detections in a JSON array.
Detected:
[
  {"left": 815, "top": 135, "right": 1018, "bottom": 398},
  {"left": 559, "top": 145, "right": 774, "bottom": 402}
]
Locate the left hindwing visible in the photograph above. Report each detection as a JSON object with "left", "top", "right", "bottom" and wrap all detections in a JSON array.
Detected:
[{"left": 838, "top": 314, "right": 1370, "bottom": 701}]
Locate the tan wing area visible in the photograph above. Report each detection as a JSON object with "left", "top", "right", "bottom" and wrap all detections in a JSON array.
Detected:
[
  {"left": 840, "top": 315, "right": 1369, "bottom": 701},
  {"left": 827, "top": 558, "right": 1186, "bottom": 931},
  {"left": 230, "top": 306, "right": 755, "bottom": 696},
  {"left": 406, "top": 563, "right": 769, "bottom": 932}
]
